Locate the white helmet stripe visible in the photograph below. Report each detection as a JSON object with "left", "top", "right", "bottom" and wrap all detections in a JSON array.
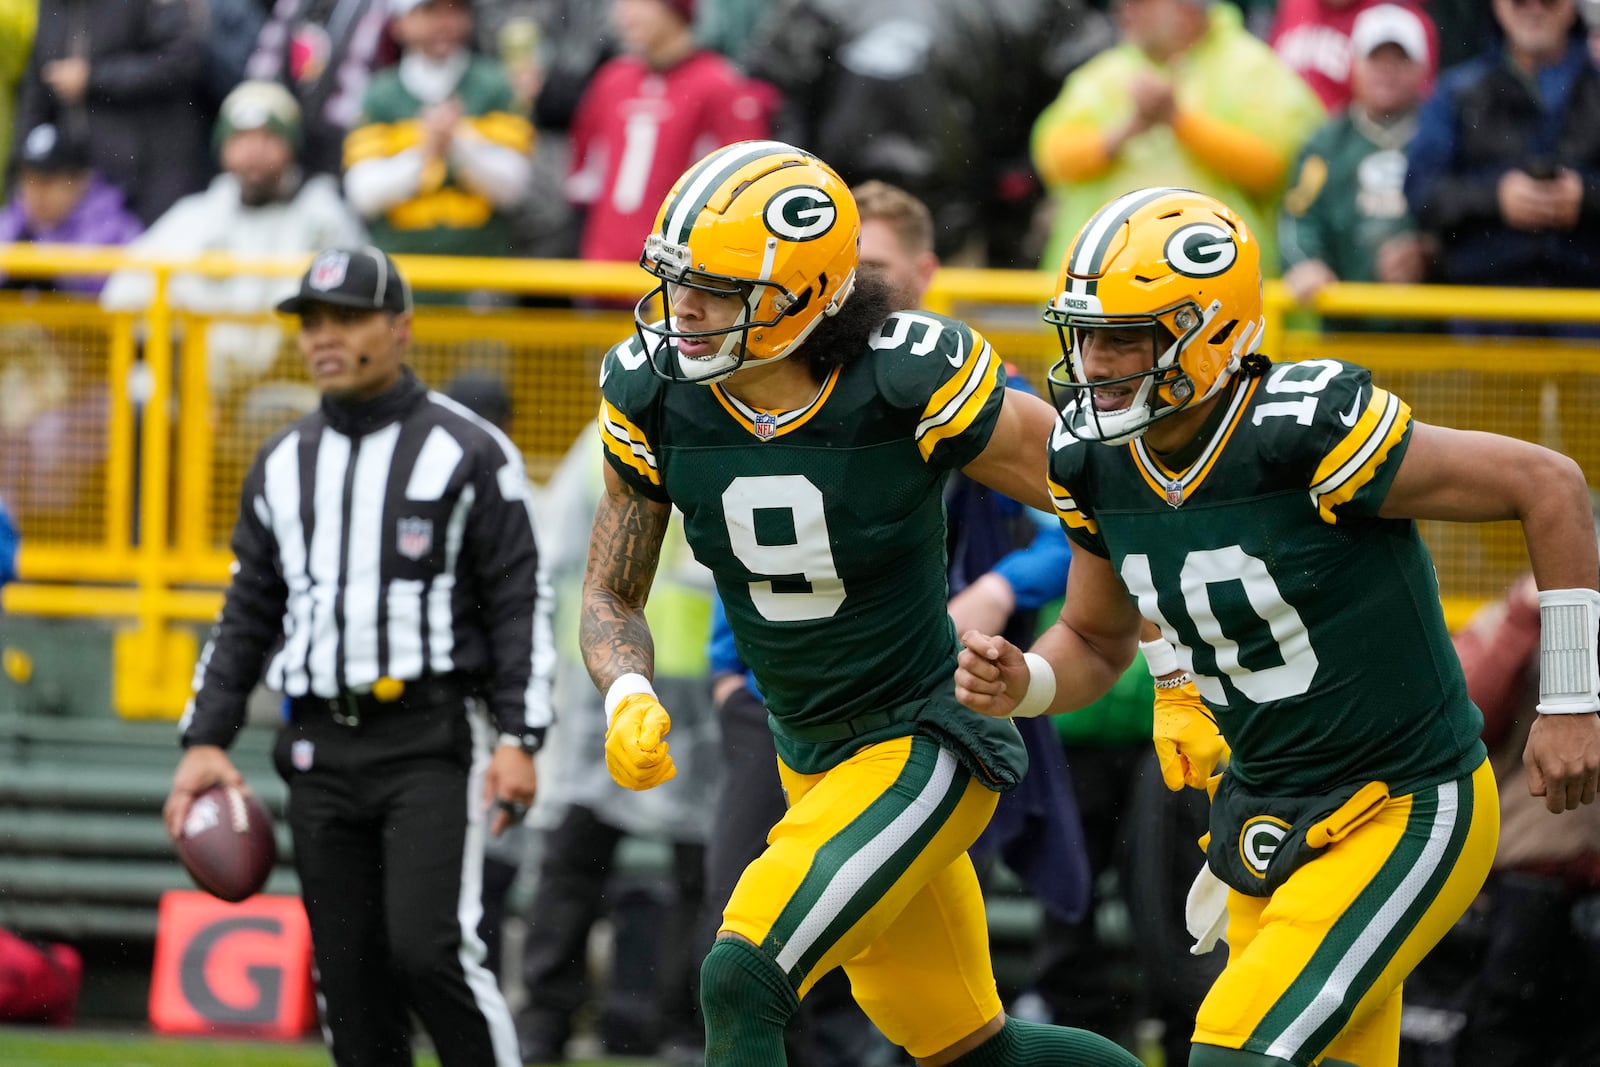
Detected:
[
  {"left": 1067, "top": 186, "right": 1189, "bottom": 293},
  {"left": 663, "top": 140, "right": 799, "bottom": 245}
]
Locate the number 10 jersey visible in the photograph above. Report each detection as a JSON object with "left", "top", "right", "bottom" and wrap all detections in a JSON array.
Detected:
[{"left": 1049, "top": 358, "right": 1486, "bottom": 797}]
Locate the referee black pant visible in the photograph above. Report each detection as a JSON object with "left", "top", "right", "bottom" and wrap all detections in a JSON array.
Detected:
[{"left": 274, "top": 688, "right": 519, "bottom": 1067}]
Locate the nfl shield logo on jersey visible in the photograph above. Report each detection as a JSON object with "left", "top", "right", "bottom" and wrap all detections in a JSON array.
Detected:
[
  {"left": 309, "top": 250, "right": 349, "bottom": 291},
  {"left": 397, "top": 517, "right": 433, "bottom": 560},
  {"left": 291, "top": 739, "right": 315, "bottom": 772},
  {"left": 753, "top": 413, "right": 778, "bottom": 440}
]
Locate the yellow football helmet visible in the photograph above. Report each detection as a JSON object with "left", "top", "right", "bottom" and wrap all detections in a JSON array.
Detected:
[
  {"left": 1044, "top": 187, "right": 1265, "bottom": 444},
  {"left": 635, "top": 140, "right": 860, "bottom": 384}
]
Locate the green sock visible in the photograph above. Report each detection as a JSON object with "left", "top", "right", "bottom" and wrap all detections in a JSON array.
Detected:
[
  {"left": 949, "top": 1016, "right": 1145, "bottom": 1066},
  {"left": 699, "top": 937, "right": 800, "bottom": 1067}
]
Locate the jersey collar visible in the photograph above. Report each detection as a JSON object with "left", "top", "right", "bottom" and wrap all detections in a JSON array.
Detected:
[{"left": 1130, "top": 375, "right": 1259, "bottom": 508}]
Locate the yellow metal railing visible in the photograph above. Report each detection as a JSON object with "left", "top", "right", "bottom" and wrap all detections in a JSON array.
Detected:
[{"left": 0, "top": 244, "right": 1595, "bottom": 716}]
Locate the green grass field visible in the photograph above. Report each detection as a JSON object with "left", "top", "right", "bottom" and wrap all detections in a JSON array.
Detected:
[{"left": 0, "top": 1027, "right": 661, "bottom": 1066}]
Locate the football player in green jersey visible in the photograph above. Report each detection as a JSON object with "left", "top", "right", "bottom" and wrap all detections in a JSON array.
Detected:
[
  {"left": 581, "top": 140, "right": 1143, "bottom": 1067},
  {"left": 956, "top": 186, "right": 1600, "bottom": 1067}
]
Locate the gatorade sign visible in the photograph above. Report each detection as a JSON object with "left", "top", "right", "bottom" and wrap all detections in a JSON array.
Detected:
[{"left": 149, "top": 890, "right": 315, "bottom": 1038}]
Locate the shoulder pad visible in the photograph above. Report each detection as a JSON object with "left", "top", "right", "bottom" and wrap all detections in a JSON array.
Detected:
[
  {"left": 869, "top": 311, "right": 986, "bottom": 410},
  {"left": 599, "top": 330, "right": 668, "bottom": 412}
]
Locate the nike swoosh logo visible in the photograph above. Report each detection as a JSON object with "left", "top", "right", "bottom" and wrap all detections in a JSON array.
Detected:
[
  {"left": 1338, "top": 392, "right": 1364, "bottom": 428},
  {"left": 946, "top": 333, "right": 966, "bottom": 369}
]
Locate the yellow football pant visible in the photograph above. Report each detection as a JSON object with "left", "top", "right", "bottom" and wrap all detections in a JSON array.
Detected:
[
  {"left": 1194, "top": 760, "right": 1498, "bottom": 1067},
  {"left": 718, "top": 735, "right": 1004, "bottom": 1059}
]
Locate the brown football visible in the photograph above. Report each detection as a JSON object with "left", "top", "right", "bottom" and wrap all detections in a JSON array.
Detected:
[{"left": 175, "top": 784, "right": 277, "bottom": 903}]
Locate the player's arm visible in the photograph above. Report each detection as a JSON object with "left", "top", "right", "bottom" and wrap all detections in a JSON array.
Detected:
[
  {"left": 582, "top": 461, "right": 679, "bottom": 791},
  {"left": 1381, "top": 422, "right": 1600, "bottom": 812},
  {"left": 581, "top": 461, "right": 670, "bottom": 694},
  {"left": 957, "top": 544, "right": 1141, "bottom": 718},
  {"left": 961, "top": 387, "right": 1056, "bottom": 514}
]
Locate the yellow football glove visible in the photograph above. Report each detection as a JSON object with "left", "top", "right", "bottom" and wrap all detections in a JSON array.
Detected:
[
  {"left": 604, "top": 693, "right": 677, "bottom": 791},
  {"left": 1152, "top": 678, "right": 1230, "bottom": 792}
]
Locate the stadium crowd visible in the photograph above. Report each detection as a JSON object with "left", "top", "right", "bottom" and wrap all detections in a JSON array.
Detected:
[{"left": 3, "top": 1, "right": 1600, "bottom": 1066}]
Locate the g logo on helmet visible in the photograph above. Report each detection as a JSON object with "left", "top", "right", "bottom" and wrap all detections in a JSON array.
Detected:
[
  {"left": 763, "top": 186, "right": 837, "bottom": 241},
  {"left": 1238, "top": 815, "right": 1291, "bottom": 878},
  {"left": 1165, "top": 222, "right": 1237, "bottom": 278}
]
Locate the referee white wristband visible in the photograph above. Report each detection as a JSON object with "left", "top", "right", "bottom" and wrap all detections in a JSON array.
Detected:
[
  {"left": 1140, "top": 636, "right": 1180, "bottom": 678},
  {"left": 1536, "top": 588, "right": 1600, "bottom": 715},
  {"left": 604, "top": 672, "right": 656, "bottom": 727},
  {"left": 1011, "top": 652, "right": 1057, "bottom": 719}
]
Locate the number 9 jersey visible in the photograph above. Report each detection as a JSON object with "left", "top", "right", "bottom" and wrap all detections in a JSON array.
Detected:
[
  {"left": 597, "top": 310, "right": 1028, "bottom": 789},
  {"left": 1050, "top": 358, "right": 1487, "bottom": 797}
]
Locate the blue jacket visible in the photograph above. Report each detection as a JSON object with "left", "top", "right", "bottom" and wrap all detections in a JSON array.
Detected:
[{"left": 1405, "top": 39, "right": 1600, "bottom": 287}]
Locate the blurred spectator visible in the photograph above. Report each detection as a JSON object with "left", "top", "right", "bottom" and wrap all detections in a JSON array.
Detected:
[
  {"left": 343, "top": 0, "right": 533, "bottom": 299},
  {"left": 1279, "top": 4, "right": 1435, "bottom": 322},
  {"left": 471, "top": 1, "right": 618, "bottom": 260},
  {"left": 1450, "top": 570, "right": 1600, "bottom": 1067},
  {"left": 1585, "top": 0, "right": 1600, "bottom": 61},
  {"left": 1268, "top": 0, "right": 1439, "bottom": 113},
  {"left": 1031, "top": 0, "right": 1325, "bottom": 275},
  {"left": 0, "top": 323, "right": 106, "bottom": 520},
  {"left": 566, "top": 0, "right": 774, "bottom": 264},
  {"left": 515, "top": 429, "right": 717, "bottom": 1064},
  {"left": 0, "top": 123, "right": 143, "bottom": 296},
  {"left": 246, "top": 0, "right": 392, "bottom": 177},
  {"left": 101, "top": 80, "right": 365, "bottom": 391},
  {"left": 1404, "top": 0, "right": 1600, "bottom": 293},
  {"left": 0, "top": 0, "right": 36, "bottom": 202},
  {"left": 14, "top": 0, "right": 207, "bottom": 226},
  {"left": 742, "top": 0, "right": 1113, "bottom": 264}
]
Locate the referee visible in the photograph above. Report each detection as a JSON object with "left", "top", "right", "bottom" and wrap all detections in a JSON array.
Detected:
[{"left": 163, "top": 247, "right": 551, "bottom": 1067}]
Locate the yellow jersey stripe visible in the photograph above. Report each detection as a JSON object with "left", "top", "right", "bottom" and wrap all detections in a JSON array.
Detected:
[
  {"left": 466, "top": 111, "right": 535, "bottom": 153},
  {"left": 711, "top": 367, "right": 840, "bottom": 439},
  {"left": 1310, "top": 389, "right": 1409, "bottom": 522},
  {"left": 1048, "top": 476, "right": 1098, "bottom": 534},
  {"left": 597, "top": 400, "right": 661, "bottom": 485},
  {"left": 916, "top": 340, "right": 1000, "bottom": 461}
]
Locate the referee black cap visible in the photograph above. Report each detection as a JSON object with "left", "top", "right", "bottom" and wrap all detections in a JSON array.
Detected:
[{"left": 277, "top": 246, "right": 413, "bottom": 316}]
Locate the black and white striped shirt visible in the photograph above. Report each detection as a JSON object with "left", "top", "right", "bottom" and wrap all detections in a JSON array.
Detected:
[{"left": 180, "top": 369, "right": 555, "bottom": 749}]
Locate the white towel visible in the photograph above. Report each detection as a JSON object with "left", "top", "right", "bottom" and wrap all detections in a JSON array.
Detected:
[{"left": 1185, "top": 862, "right": 1230, "bottom": 955}]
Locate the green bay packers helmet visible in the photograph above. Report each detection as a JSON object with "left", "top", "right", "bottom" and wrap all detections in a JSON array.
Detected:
[
  {"left": 1044, "top": 187, "right": 1265, "bottom": 444},
  {"left": 635, "top": 140, "right": 860, "bottom": 384}
]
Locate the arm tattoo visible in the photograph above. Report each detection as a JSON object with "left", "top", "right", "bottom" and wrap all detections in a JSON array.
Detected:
[{"left": 581, "top": 477, "right": 671, "bottom": 694}]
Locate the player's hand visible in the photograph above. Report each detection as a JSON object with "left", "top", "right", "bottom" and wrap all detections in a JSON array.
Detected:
[
  {"left": 1153, "top": 679, "right": 1230, "bottom": 791},
  {"left": 1525, "top": 713, "right": 1600, "bottom": 813},
  {"left": 163, "top": 745, "right": 245, "bottom": 841},
  {"left": 955, "top": 631, "right": 1028, "bottom": 718},
  {"left": 605, "top": 693, "right": 677, "bottom": 791}
]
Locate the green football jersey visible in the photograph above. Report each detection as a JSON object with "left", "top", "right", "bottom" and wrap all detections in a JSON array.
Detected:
[
  {"left": 1049, "top": 358, "right": 1486, "bottom": 796},
  {"left": 598, "top": 311, "right": 1028, "bottom": 788}
]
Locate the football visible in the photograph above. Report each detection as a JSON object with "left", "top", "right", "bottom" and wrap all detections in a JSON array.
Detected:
[{"left": 175, "top": 784, "right": 278, "bottom": 903}]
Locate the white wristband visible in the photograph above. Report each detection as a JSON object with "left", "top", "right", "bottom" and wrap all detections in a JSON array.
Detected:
[
  {"left": 1140, "top": 637, "right": 1180, "bottom": 678},
  {"left": 1537, "top": 588, "right": 1600, "bottom": 714},
  {"left": 1011, "top": 652, "right": 1057, "bottom": 719},
  {"left": 604, "top": 672, "right": 656, "bottom": 726}
]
